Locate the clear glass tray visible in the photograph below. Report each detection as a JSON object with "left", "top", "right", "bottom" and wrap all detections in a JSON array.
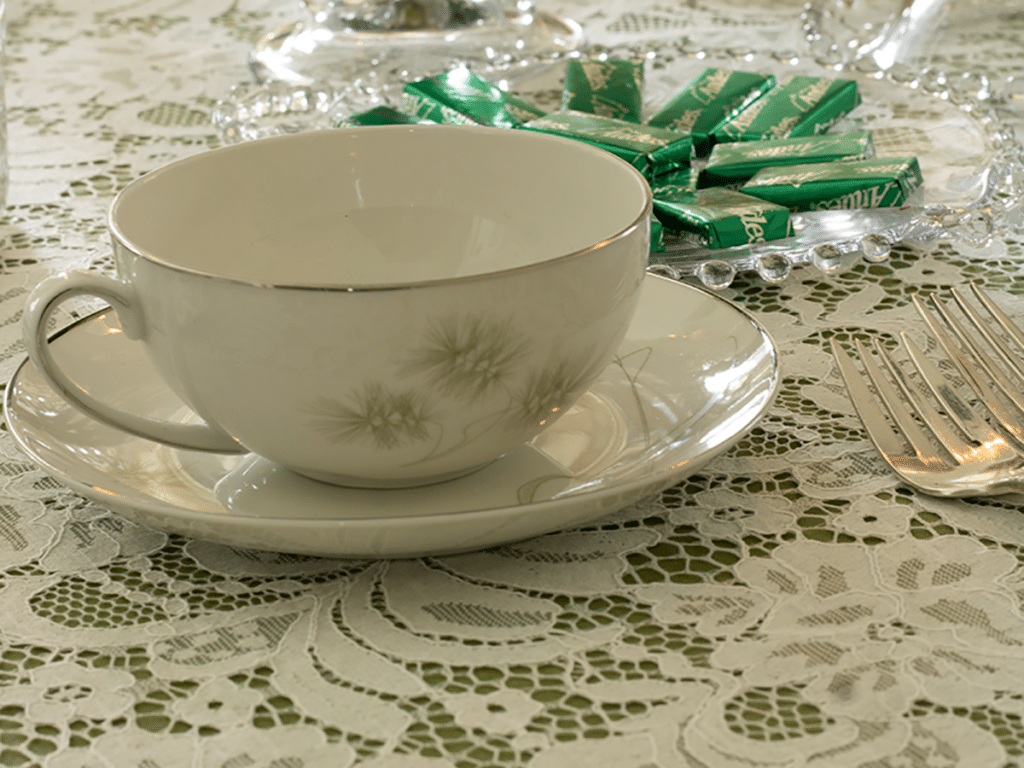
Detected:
[
  {"left": 213, "top": 42, "right": 1024, "bottom": 289},
  {"left": 802, "top": 0, "right": 1024, "bottom": 99},
  {"left": 249, "top": 2, "right": 585, "bottom": 89}
]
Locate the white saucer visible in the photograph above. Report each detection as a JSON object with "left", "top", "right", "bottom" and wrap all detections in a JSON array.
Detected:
[{"left": 4, "top": 276, "right": 780, "bottom": 558}]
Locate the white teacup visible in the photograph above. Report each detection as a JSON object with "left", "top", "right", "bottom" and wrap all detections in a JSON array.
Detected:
[{"left": 24, "top": 125, "right": 651, "bottom": 488}]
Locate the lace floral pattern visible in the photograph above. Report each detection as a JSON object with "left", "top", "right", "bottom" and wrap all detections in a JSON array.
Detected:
[{"left": 3, "top": 0, "right": 1024, "bottom": 766}]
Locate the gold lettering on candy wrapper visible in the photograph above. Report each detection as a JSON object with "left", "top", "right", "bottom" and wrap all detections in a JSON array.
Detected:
[
  {"left": 668, "top": 108, "right": 703, "bottom": 132},
  {"left": 744, "top": 140, "right": 818, "bottom": 159},
  {"left": 692, "top": 69, "right": 732, "bottom": 106},
  {"left": 581, "top": 61, "right": 615, "bottom": 95},
  {"left": 720, "top": 97, "right": 770, "bottom": 138},
  {"left": 506, "top": 103, "right": 539, "bottom": 123},
  {"left": 654, "top": 184, "right": 694, "bottom": 198},
  {"left": 592, "top": 95, "right": 632, "bottom": 120},
  {"left": 854, "top": 162, "right": 909, "bottom": 176},
  {"left": 596, "top": 127, "right": 672, "bottom": 147},
  {"left": 400, "top": 93, "right": 433, "bottom": 119},
  {"left": 789, "top": 79, "right": 833, "bottom": 112},
  {"left": 438, "top": 105, "right": 476, "bottom": 126},
  {"left": 399, "top": 94, "right": 476, "bottom": 125},
  {"left": 526, "top": 117, "right": 565, "bottom": 130},
  {"left": 520, "top": 116, "right": 674, "bottom": 149},
  {"left": 811, "top": 181, "right": 899, "bottom": 210},
  {"left": 754, "top": 168, "right": 826, "bottom": 186},
  {"left": 812, "top": 116, "right": 843, "bottom": 135},
  {"left": 739, "top": 209, "right": 770, "bottom": 243},
  {"left": 764, "top": 116, "right": 800, "bottom": 139}
]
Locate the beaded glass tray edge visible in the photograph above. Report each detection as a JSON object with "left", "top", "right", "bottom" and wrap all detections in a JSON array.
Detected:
[
  {"left": 800, "top": 0, "right": 1024, "bottom": 95},
  {"left": 213, "top": 41, "right": 1024, "bottom": 290}
]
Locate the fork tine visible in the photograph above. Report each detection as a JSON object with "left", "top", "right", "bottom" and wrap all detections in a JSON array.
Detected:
[
  {"left": 956, "top": 284, "right": 1024, "bottom": 382},
  {"left": 831, "top": 337, "right": 908, "bottom": 459},
  {"left": 913, "top": 293, "right": 1024, "bottom": 445},
  {"left": 867, "top": 337, "right": 978, "bottom": 462},
  {"left": 897, "top": 332, "right": 1004, "bottom": 451},
  {"left": 970, "top": 282, "right": 1024, "bottom": 362},
  {"left": 946, "top": 287, "right": 1024, "bottom": 400},
  {"left": 830, "top": 337, "right": 948, "bottom": 469}
]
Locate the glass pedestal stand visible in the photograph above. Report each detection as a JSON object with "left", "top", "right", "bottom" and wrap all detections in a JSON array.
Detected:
[{"left": 250, "top": 0, "right": 583, "bottom": 94}]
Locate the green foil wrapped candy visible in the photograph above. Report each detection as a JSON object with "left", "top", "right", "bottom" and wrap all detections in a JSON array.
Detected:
[
  {"left": 646, "top": 68, "right": 775, "bottom": 157},
  {"left": 401, "top": 68, "right": 545, "bottom": 128},
  {"left": 653, "top": 187, "right": 793, "bottom": 249},
  {"left": 562, "top": 59, "right": 645, "bottom": 123},
  {"left": 650, "top": 166, "right": 701, "bottom": 201},
  {"left": 713, "top": 75, "right": 861, "bottom": 144},
  {"left": 741, "top": 156, "right": 923, "bottom": 211},
  {"left": 701, "top": 130, "right": 875, "bottom": 187},
  {"left": 522, "top": 111, "right": 693, "bottom": 179}
]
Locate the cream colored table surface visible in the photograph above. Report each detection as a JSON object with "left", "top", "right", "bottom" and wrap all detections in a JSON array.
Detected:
[{"left": 3, "top": 1, "right": 1024, "bottom": 766}]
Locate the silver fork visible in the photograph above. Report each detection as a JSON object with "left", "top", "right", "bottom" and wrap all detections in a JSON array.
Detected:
[
  {"left": 913, "top": 285, "right": 1024, "bottom": 445},
  {"left": 830, "top": 284, "right": 1024, "bottom": 497}
]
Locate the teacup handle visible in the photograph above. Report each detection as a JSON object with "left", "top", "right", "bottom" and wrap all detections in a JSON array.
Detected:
[{"left": 23, "top": 271, "right": 246, "bottom": 453}]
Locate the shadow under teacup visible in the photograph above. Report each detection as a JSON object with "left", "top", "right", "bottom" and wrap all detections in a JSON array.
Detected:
[{"left": 23, "top": 125, "right": 652, "bottom": 488}]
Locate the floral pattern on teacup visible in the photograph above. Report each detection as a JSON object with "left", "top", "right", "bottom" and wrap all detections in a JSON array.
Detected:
[
  {"left": 308, "top": 384, "right": 436, "bottom": 450},
  {"left": 403, "top": 315, "right": 528, "bottom": 402},
  {"left": 306, "top": 313, "right": 605, "bottom": 461}
]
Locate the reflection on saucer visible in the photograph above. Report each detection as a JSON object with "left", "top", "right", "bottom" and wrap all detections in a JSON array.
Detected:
[{"left": 5, "top": 276, "right": 780, "bottom": 558}]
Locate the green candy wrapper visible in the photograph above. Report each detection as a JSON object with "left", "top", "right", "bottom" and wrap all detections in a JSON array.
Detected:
[
  {"left": 401, "top": 68, "right": 545, "bottom": 128},
  {"left": 741, "top": 156, "right": 923, "bottom": 211},
  {"left": 701, "top": 130, "right": 875, "bottom": 187},
  {"left": 335, "top": 106, "right": 435, "bottom": 127},
  {"left": 522, "top": 111, "right": 692, "bottom": 179},
  {"left": 653, "top": 187, "right": 793, "bottom": 249},
  {"left": 713, "top": 76, "right": 861, "bottom": 144},
  {"left": 562, "top": 59, "right": 645, "bottom": 123},
  {"left": 646, "top": 68, "right": 775, "bottom": 157},
  {"left": 650, "top": 166, "right": 701, "bottom": 201}
]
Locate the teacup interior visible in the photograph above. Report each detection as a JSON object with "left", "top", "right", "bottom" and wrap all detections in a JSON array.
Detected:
[{"left": 112, "top": 126, "right": 650, "bottom": 286}]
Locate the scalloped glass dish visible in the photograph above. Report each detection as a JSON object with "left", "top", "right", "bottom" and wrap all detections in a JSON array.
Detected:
[
  {"left": 214, "top": 45, "right": 1024, "bottom": 288},
  {"left": 802, "top": 0, "right": 1024, "bottom": 97}
]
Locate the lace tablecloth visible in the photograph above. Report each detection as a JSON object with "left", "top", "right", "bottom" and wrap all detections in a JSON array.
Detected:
[{"left": 4, "top": 1, "right": 1024, "bottom": 766}]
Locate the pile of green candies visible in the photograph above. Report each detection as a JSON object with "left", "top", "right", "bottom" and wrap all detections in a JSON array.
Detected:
[{"left": 337, "top": 62, "right": 922, "bottom": 252}]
